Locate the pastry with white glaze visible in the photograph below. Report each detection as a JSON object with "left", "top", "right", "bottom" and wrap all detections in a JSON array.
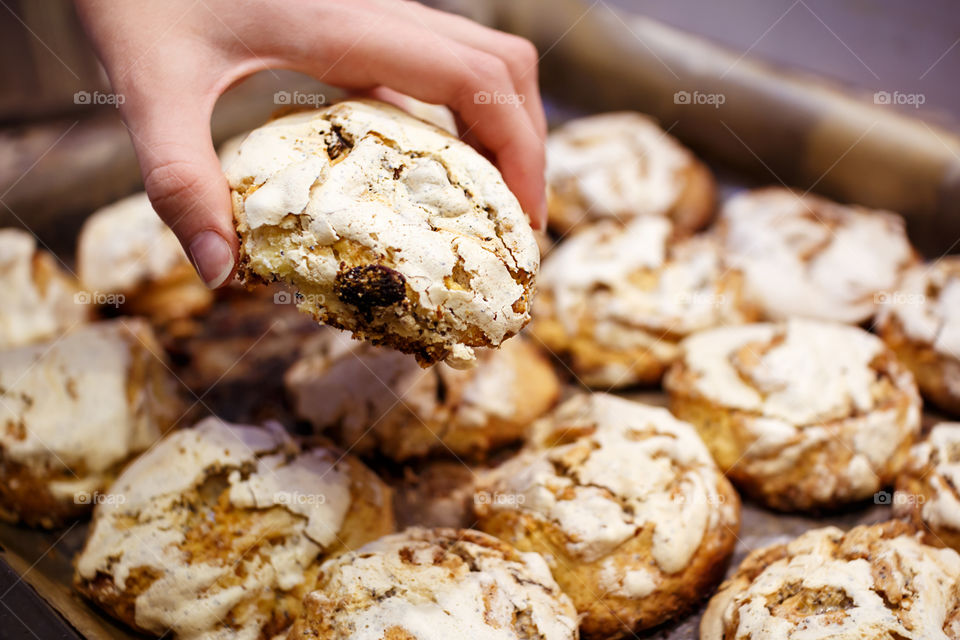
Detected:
[
  {"left": 474, "top": 393, "right": 740, "bottom": 638},
  {"left": 715, "top": 188, "right": 917, "bottom": 324},
  {"left": 700, "top": 521, "right": 960, "bottom": 640},
  {"left": 664, "top": 319, "right": 921, "bottom": 511},
  {"left": 287, "top": 527, "right": 579, "bottom": 640},
  {"left": 0, "top": 227, "right": 87, "bottom": 348},
  {"left": 285, "top": 329, "right": 560, "bottom": 460},
  {"left": 545, "top": 112, "right": 715, "bottom": 235},
  {"left": 78, "top": 192, "right": 213, "bottom": 322},
  {"left": 877, "top": 257, "right": 960, "bottom": 415},
  {"left": 532, "top": 217, "right": 758, "bottom": 388},
  {"left": 0, "top": 318, "right": 181, "bottom": 527},
  {"left": 74, "top": 417, "right": 395, "bottom": 640},
  {"left": 227, "top": 100, "right": 539, "bottom": 367},
  {"left": 895, "top": 422, "right": 960, "bottom": 552}
]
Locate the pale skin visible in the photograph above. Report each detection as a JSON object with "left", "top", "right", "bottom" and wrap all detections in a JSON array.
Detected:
[{"left": 75, "top": 0, "right": 547, "bottom": 288}]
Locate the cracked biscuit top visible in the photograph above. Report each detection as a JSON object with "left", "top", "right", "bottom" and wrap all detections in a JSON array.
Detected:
[{"left": 227, "top": 100, "right": 539, "bottom": 367}]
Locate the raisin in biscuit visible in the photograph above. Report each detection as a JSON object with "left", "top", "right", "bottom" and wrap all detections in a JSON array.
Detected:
[
  {"left": 227, "top": 99, "right": 539, "bottom": 367},
  {"left": 545, "top": 112, "right": 715, "bottom": 235},
  {"left": 895, "top": 422, "right": 960, "bottom": 551},
  {"left": 532, "top": 216, "right": 758, "bottom": 388},
  {"left": 0, "top": 227, "right": 87, "bottom": 348},
  {"left": 665, "top": 319, "right": 921, "bottom": 511},
  {"left": 285, "top": 329, "right": 560, "bottom": 460},
  {"left": 716, "top": 187, "right": 918, "bottom": 324},
  {"left": 474, "top": 393, "right": 740, "bottom": 639},
  {"left": 0, "top": 318, "right": 181, "bottom": 527},
  {"left": 701, "top": 521, "right": 960, "bottom": 640},
  {"left": 78, "top": 192, "right": 212, "bottom": 322},
  {"left": 287, "top": 527, "right": 578, "bottom": 640},
  {"left": 75, "top": 417, "right": 394, "bottom": 640},
  {"left": 877, "top": 257, "right": 960, "bottom": 415}
]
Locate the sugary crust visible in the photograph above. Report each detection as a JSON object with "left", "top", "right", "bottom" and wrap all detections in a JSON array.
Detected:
[
  {"left": 77, "top": 192, "right": 212, "bottom": 322},
  {"left": 74, "top": 418, "right": 395, "bottom": 640},
  {"left": 895, "top": 423, "right": 960, "bottom": 551},
  {"left": 0, "top": 318, "right": 181, "bottom": 528},
  {"left": 545, "top": 112, "right": 716, "bottom": 235},
  {"left": 716, "top": 187, "right": 918, "bottom": 324},
  {"left": 284, "top": 330, "right": 560, "bottom": 460},
  {"left": 877, "top": 258, "right": 960, "bottom": 415},
  {"left": 531, "top": 217, "right": 759, "bottom": 388},
  {"left": 701, "top": 521, "right": 960, "bottom": 640},
  {"left": 287, "top": 527, "right": 578, "bottom": 640},
  {"left": 664, "top": 320, "right": 922, "bottom": 511},
  {"left": 0, "top": 228, "right": 87, "bottom": 349},
  {"left": 474, "top": 394, "right": 740, "bottom": 638},
  {"left": 228, "top": 99, "right": 539, "bottom": 366}
]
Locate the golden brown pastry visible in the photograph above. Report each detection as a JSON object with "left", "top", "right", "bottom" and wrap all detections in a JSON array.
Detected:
[{"left": 895, "top": 422, "right": 960, "bottom": 551}]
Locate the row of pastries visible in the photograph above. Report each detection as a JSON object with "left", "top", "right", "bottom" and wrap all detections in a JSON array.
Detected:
[{"left": 0, "top": 104, "right": 959, "bottom": 639}]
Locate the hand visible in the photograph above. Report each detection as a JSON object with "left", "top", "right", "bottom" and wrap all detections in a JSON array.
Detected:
[{"left": 75, "top": 0, "right": 547, "bottom": 288}]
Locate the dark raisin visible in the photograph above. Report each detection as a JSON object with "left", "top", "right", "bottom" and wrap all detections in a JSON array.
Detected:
[{"left": 334, "top": 264, "right": 406, "bottom": 311}]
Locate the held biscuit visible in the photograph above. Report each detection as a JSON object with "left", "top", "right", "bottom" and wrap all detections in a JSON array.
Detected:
[
  {"left": 701, "top": 521, "right": 960, "bottom": 640},
  {"left": 0, "top": 318, "right": 181, "bottom": 527},
  {"left": 531, "top": 217, "right": 758, "bottom": 388},
  {"left": 227, "top": 100, "right": 539, "bottom": 367},
  {"left": 74, "top": 417, "right": 395, "bottom": 640},
  {"left": 716, "top": 187, "right": 918, "bottom": 324},
  {"left": 287, "top": 527, "right": 579, "bottom": 640},
  {"left": 545, "top": 112, "right": 715, "bottom": 235},
  {"left": 474, "top": 393, "right": 740, "bottom": 639},
  {"left": 877, "top": 257, "right": 960, "bottom": 415},
  {"left": 895, "top": 422, "right": 960, "bottom": 551},
  {"left": 664, "top": 319, "right": 921, "bottom": 511},
  {"left": 0, "top": 228, "right": 87, "bottom": 348},
  {"left": 285, "top": 329, "right": 560, "bottom": 461}
]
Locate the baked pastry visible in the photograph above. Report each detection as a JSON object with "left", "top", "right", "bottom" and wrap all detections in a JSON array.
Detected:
[
  {"left": 545, "top": 112, "right": 715, "bottom": 235},
  {"left": 895, "top": 422, "right": 960, "bottom": 551},
  {"left": 701, "top": 521, "right": 960, "bottom": 640},
  {"left": 531, "top": 216, "right": 757, "bottom": 388},
  {"left": 75, "top": 417, "right": 395, "bottom": 640},
  {"left": 474, "top": 393, "right": 740, "bottom": 638},
  {"left": 287, "top": 527, "right": 579, "bottom": 640},
  {"left": 0, "top": 227, "right": 86, "bottom": 348},
  {"left": 664, "top": 319, "right": 921, "bottom": 511},
  {"left": 0, "top": 318, "right": 181, "bottom": 527},
  {"left": 393, "top": 460, "right": 484, "bottom": 529},
  {"left": 877, "top": 257, "right": 960, "bottom": 414},
  {"left": 285, "top": 329, "right": 560, "bottom": 460},
  {"left": 716, "top": 187, "right": 917, "bottom": 324},
  {"left": 227, "top": 99, "right": 539, "bottom": 367}
]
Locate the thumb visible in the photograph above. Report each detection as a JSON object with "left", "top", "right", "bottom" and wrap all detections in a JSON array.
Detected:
[{"left": 124, "top": 98, "right": 237, "bottom": 289}]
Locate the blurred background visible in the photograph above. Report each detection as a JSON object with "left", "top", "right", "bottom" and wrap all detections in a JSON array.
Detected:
[{"left": 1, "top": 0, "right": 959, "bottom": 252}]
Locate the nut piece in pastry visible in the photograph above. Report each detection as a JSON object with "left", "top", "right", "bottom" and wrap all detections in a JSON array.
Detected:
[
  {"left": 0, "top": 318, "right": 181, "bottom": 527},
  {"left": 532, "top": 217, "right": 758, "bottom": 388},
  {"left": 0, "top": 227, "right": 87, "bottom": 348},
  {"left": 474, "top": 393, "right": 740, "bottom": 639},
  {"left": 545, "top": 112, "right": 715, "bottom": 235},
  {"left": 664, "top": 319, "right": 921, "bottom": 511},
  {"left": 287, "top": 527, "right": 579, "bottom": 640},
  {"left": 78, "top": 192, "right": 212, "bottom": 322},
  {"left": 285, "top": 329, "right": 560, "bottom": 460},
  {"left": 227, "top": 99, "right": 539, "bottom": 367},
  {"left": 701, "top": 521, "right": 960, "bottom": 640},
  {"left": 716, "top": 187, "right": 918, "bottom": 324},
  {"left": 877, "top": 257, "right": 960, "bottom": 415},
  {"left": 74, "top": 417, "right": 395, "bottom": 640},
  {"left": 896, "top": 422, "right": 960, "bottom": 551}
]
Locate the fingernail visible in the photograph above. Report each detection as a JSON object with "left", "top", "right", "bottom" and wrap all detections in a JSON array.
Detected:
[{"left": 188, "top": 231, "right": 234, "bottom": 289}]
